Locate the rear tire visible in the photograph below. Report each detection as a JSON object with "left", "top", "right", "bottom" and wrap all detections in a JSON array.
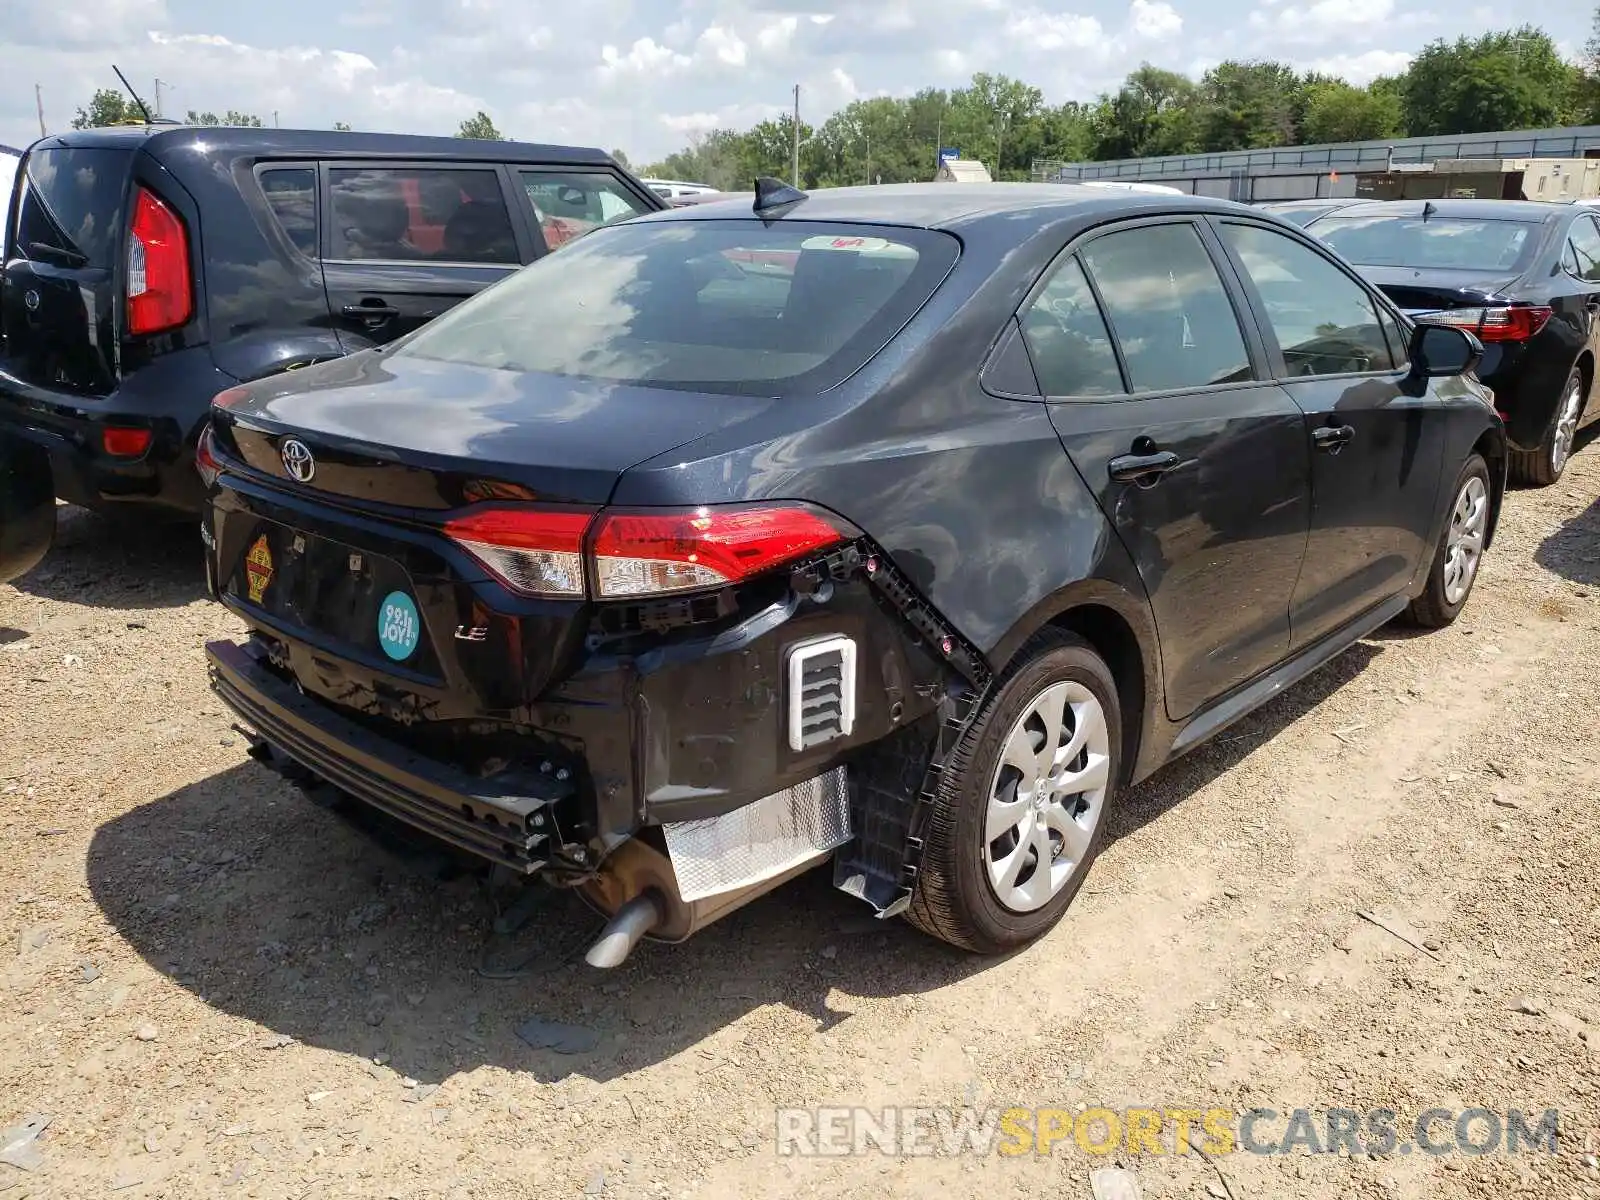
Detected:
[
  {"left": 905, "top": 628, "right": 1121, "bottom": 954},
  {"left": 1404, "top": 453, "right": 1490, "bottom": 629},
  {"left": 1508, "top": 366, "right": 1584, "bottom": 486}
]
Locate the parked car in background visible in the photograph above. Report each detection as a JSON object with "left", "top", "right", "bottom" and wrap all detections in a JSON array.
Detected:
[
  {"left": 641, "top": 178, "right": 719, "bottom": 201},
  {"left": 0, "top": 127, "right": 664, "bottom": 526},
  {"left": 1078, "top": 180, "right": 1185, "bottom": 195},
  {"left": 1256, "top": 198, "right": 1364, "bottom": 227},
  {"left": 664, "top": 190, "right": 755, "bottom": 208},
  {"left": 1307, "top": 198, "right": 1600, "bottom": 485},
  {"left": 199, "top": 182, "right": 1501, "bottom": 966},
  {"left": 0, "top": 432, "right": 53, "bottom": 584}
]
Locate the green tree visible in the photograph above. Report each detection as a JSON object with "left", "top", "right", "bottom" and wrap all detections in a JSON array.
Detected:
[
  {"left": 456, "top": 111, "right": 503, "bottom": 139},
  {"left": 1401, "top": 27, "right": 1580, "bottom": 136},
  {"left": 71, "top": 89, "right": 140, "bottom": 128},
  {"left": 186, "top": 110, "right": 264, "bottom": 127},
  {"left": 1300, "top": 79, "right": 1403, "bottom": 144},
  {"left": 1092, "top": 65, "right": 1199, "bottom": 160},
  {"left": 1195, "top": 61, "right": 1303, "bottom": 152},
  {"left": 1581, "top": 7, "right": 1600, "bottom": 123},
  {"left": 610, "top": 148, "right": 632, "bottom": 170}
]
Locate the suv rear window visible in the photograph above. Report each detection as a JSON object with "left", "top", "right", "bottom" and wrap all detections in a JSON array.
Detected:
[
  {"left": 13, "top": 147, "right": 133, "bottom": 270},
  {"left": 390, "top": 219, "right": 959, "bottom": 394}
]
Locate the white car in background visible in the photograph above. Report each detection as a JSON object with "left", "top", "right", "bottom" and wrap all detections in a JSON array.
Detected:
[{"left": 641, "top": 178, "right": 719, "bottom": 201}]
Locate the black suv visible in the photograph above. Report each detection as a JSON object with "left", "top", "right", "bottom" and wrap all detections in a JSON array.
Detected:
[{"left": 0, "top": 127, "right": 663, "bottom": 520}]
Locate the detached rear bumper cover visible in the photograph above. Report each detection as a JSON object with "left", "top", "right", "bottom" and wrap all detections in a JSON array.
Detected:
[{"left": 206, "top": 638, "right": 570, "bottom": 872}]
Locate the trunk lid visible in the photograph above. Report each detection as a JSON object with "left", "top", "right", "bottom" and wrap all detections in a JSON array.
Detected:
[
  {"left": 219, "top": 349, "right": 774, "bottom": 509},
  {"left": 1, "top": 145, "right": 133, "bottom": 395},
  {"left": 1356, "top": 266, "right": 1519, "bottom": 316},
  {"left": 211, "top": 351, "right": 777, "bottom": 705}
]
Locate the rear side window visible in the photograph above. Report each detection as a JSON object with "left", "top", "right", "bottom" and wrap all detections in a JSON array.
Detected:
[
  {"left": 259, "top": 167, "right": 317, "bottom": 257},
  {"left": 1220, "top": 223, "right": 1400, "bottom": 376},
  {"left": 519, "top": 170, "right": 652, "bottom": 251},
  {"left": 390, "top": 219, "right": 959, "bottom": 395},
  {"left": 1567, "top": 216, "right": 1600, "bottom": 284},
  {"left": 1021, "top": 257, "right": 1124, "bottom": 396},
  {"left": 1080, "top": 223, "right": 1253, "bottom": 392},
  {"left": 13, "top": 147, "right": 133, "bottom": 269},
  {"left": 329, "top": 166, "right": 517, "bottom": 264}
]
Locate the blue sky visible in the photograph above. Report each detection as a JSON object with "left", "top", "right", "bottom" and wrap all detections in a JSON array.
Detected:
[{"left": 0, "top": 0, "right": 1591, "bottom": 162}]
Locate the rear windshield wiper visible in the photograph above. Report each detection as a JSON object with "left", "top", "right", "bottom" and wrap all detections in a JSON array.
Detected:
[{"left": 26, "top": 241, "right": 89, "bottom": 267}]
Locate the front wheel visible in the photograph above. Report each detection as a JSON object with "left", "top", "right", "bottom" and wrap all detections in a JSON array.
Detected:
[
  {"left": 1404, "top": 453, "right": 1490, "bottom": 629},
  {"left": 1509, "top": 367, "right": 1584, "bottom": 486},
  {"left": 905, "top": 629, "right": 1121, "bottom": 954}
]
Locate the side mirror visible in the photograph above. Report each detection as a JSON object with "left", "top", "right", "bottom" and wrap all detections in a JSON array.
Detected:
[{"left": 1409, "top": 322, "right": 1482, "bottom": 379}]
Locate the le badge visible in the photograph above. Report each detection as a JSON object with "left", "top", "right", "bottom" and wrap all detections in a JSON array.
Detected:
[{"left": 245, "top": 535, "right": 275, "bottom": 603}]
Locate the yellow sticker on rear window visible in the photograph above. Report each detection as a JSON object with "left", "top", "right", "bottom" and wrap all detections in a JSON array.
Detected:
[{"left": 245, "top": 534, "right": 274, "bottom": 604}]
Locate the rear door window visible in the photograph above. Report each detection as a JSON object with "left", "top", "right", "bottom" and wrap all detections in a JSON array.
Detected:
[
  {"left": 1219, "top": 222, "right": 1400, "bottom": 376},
  {"left": 1079, "top": 223, "right": 1253, "bottom": 392},
  {"left": 1020, "top": 257, "right": 1125, "bottom": 396},
  {"left": 328, "top": 166, "right": 518, "bottom": 264},
  {"left": 258, "top": 167, "right": 317, "bottom": 257},
  {"left": 519, "top": 170, "right": 653, "bottom": 251},
  {"left": 12, "top": 147, "right": 133, "bottom": 269}
]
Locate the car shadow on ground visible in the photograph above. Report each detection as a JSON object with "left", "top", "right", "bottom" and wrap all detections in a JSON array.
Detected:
[
  {"left": 1534, "top": 492, "right": 1600, "bottom": 586},
  {"left": 11, "top": 505, "right": 203, "bottom": 610},
  {"left": 84, "top": 641, "right": 1383, "bottom": 1089}
]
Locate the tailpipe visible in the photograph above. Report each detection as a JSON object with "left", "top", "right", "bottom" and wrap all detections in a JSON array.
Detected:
[{"left": 584, "top": 890, "right": 664, "bottom": 970}]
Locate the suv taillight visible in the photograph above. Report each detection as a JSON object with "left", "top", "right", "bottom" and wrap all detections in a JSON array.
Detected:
[
  {"left": 127, "top": 187, "right": 192, "bottom": 336},
  {"left": 442, "top": 504, "right": 851, "bottom": 599}
]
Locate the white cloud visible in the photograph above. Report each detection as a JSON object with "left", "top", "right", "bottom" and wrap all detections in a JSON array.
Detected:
[
  {"left": 1249, "top": 0, "right": 1397, "bottom": 42},
  {"left": 697, "top": 25, "right": 749, "bottom": 66},
  {"left": 600, "top": 37, "right": 692, "bottom": 76},
  {"left": 1304, "top": 48, "right": 1415, "bottom": 84},
  {"left": 1004, "top": 10, "right": 1105, "bottom": 52},
  {"left": 1129, "top": 0, "right": 1183, "bottom": 40},
  {"left": 758, "top": 15, "right": 801, "bottom": 50}
]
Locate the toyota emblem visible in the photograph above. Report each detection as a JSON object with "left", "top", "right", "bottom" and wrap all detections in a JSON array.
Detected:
[
  {"left": 23, "top": 289, "right": 40, "bottom": 312},
  {"left": 280, "top": 438, "right": 316, "bottom": 483}
]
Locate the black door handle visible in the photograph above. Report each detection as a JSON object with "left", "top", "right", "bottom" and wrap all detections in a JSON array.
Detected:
[
  {"left": 342, "top": 302, "right": 401, "bottom": 320},
  {"left": 1108, "top": 449, "right": 1180, "bottom": 485},
  {"left": 1312, "top": 424, "right": 1355, "bottom": 454}
]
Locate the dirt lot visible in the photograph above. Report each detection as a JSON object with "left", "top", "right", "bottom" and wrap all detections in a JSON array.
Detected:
[{"left": 2, "top": 444, "right": 1598, "bottom": 1200}]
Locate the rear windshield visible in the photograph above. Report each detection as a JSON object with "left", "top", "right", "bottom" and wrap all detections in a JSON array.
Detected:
[
  {"left": 390, "top": 218, "right": 959, "bottom": 394},
  {"left": 1313, "top": 213, "right": 1542, "bottom": 273},
  {"left": 12, "top": 147, "right": 133, "bottom": 270}
]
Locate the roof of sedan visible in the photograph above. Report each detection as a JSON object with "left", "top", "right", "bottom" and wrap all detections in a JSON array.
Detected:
[
  {"left": 1315, "top": 198, "right": 1573, "bottom": 223},
  {"left": 646, "top": 182, "right": 1249, "bottom": 232}
]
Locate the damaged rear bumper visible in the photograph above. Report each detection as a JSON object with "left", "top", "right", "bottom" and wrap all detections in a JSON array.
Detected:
[{"left": 207, "top": 637, "right": 571, "bottom": 872}]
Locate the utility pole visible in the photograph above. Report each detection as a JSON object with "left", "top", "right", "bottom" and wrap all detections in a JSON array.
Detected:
[
  {"left": 791, "top": 84, "right": 800, "bottom": 187},
  {"left": 35, "top": 84, "right": 46, "bottom": 137},
  {"left": 273, "top": 111, "right": 280, "bottom": 128},
  {"left": 996, "top": 113, "right": 1009, "bottom": 178},
  {"left": 153, "top": 78, "right": 165, "bottom": 119},
  {"left": 865, "top": 132, "right": 871, "bottom": 186}
]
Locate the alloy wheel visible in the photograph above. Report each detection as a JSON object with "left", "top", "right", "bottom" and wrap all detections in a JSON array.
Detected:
[
  {"left": 1443, "top": 474, "right": 1489, "bottom": 606},
  {"left": 1551, "top": 376, "right": 1583, "bottom": 477},
  {"left": 984, "top": 680, "right": 1111, "bottom": 913}
]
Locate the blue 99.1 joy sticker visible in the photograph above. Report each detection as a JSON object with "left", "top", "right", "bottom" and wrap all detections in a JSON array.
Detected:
[{"left": 377, "top": 591, "right": 421, "bottom": 662}]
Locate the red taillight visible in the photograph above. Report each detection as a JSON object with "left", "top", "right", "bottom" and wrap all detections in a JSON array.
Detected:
[
  {"left": 591, "top": 505, "right": 848, "bottom": 597},
  {"left": 127, "top": 187, "right": 192, "bottom": 336},
  {"left": 441, "top": 502, "right": 852, "bottom": 599},
  {"left": 102, "top": 426, "right": 152, "bottom": 457},
  {"left": 212, "top": 387, "right": 249, "bottom": 411},
  {"left": 1417, "top": 305, "right": 1552, "bottom": 343},
  {"left": 195, "top": 423, "right": 222, "bottom": 487},
  {"left": 444, "top": 507, "right": 594, "bottom": 598}
]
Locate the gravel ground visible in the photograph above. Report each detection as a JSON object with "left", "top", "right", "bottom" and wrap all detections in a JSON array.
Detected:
[{"left": 2, "top": 441, "right": 1598, "bottom": 1200}]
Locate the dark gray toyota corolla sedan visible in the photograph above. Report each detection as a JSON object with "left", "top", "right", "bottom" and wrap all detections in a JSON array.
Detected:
[{"left": 196, "top": 181, "right": 1503, "bottom": 965}]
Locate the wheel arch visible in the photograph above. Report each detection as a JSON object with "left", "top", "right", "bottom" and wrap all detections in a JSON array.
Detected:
[
  {"left": 1471, "top": 421, "right": 1508, "bottom": 550},
  {"left": 988, "top": 579, "right": 1163, "bottom": 788}
]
